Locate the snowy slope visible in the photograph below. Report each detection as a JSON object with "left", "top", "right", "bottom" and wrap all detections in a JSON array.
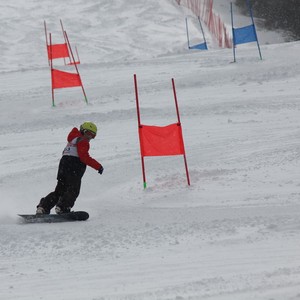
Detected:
[{"left": 1, "top": 0, "right": 300, "bottom": 299}]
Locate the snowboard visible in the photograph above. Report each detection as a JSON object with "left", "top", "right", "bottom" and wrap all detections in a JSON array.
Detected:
[{"left": 18, "top": 211, "right": 89, "bottom": 223}]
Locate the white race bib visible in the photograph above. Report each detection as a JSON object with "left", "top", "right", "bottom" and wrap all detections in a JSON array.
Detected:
[{"left": 62, "top": 137, "right": 80, "bottom": 157}]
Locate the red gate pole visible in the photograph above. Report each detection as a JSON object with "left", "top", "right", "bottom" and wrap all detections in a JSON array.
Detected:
[
  {"left": 49, "top": 33, "right": 55, "bottom": 107},
  {"left": 172, "top": 78, "right": 191, "bottom": 186},
  {"left": 60, "top": 20, "right": 71, "bottom": 65},
  {"left": 134, "top": 74, "right": 147, "bottom": 189},
  {"left": 64, "top": 31, "right": 88, "bottom": 104},
  {"left": 75, "top": 46, "right": 80, "bottom": 64}
]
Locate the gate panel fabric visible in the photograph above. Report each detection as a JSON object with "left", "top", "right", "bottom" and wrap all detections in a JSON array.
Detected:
[
  {"left": 233, "top": 24, "right": 256, "bottom": 45},
  {"left": 189, "top": 42, "right": 208, "bottom": 50},
  {"left": 47, "top": 43, "right": 69, "bottom": 59},
  {"left": 52, "top": 69, "right": 82, "bottom": 89},
  {"left": 139, "top": 123, "right": 185, "bottom": 157}
]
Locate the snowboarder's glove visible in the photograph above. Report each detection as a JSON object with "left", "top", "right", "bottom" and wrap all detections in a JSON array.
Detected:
[{"left": 98, "top": 165, "right": 104, "bottom": 175}]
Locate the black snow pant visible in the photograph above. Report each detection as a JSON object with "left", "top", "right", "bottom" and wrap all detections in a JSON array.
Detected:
[{"left": 37, "top": 156, "right": 86, "bottom": 214}]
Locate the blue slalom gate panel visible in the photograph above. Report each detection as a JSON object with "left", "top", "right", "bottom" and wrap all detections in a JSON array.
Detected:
[
  {"left": 233, "top": 24, "right": 256, "bottom": 45},
  {"left": 189, "top": 42, "right": 208, "bottom": 50},
  {"left": 185, "top": 16, "right": 208, "bottom": 51}
]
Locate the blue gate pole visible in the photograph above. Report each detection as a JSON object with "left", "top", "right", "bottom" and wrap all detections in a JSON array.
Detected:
[
  {"left": 197, "top": 16, "right": 208, "bottom": 49},
  {"left": 230, "top": 2, "right": 236, "bottom": 62},
  {"left": 246, "top": 0, "right": 262, "bottom": 60},
  {"left": 185, "top": 17, "right": 191, "bottom": 49}
]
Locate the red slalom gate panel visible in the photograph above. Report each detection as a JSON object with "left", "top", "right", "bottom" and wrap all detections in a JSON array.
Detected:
[
  {"left": 139, "top": 123, "right": 185, "bottom": 157},
  {"left": 134, "top": 74, "right": 190, "bottom": 188},
  {"left": 51, "top": 69, "right": 82, "bottom": 89},
  {"left": 47, "top": 43, "right": 69, "bottom": 60},
  {"left": 49, "top": 32, "right": 88, "bottom": 106}
]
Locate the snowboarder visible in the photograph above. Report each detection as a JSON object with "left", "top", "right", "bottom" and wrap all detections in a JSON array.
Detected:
[{"left": 36, "top": 122, "right": 104, "bottom": 214}]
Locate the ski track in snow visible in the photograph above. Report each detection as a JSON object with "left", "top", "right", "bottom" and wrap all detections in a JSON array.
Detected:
[{"left": 1, "top": 0, "right": 300, "bottom": 299}]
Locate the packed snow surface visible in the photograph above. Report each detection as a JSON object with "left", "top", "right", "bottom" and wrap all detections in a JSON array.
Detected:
[{"left": 0, "top": 0, "right": 299, "bottom": 299}]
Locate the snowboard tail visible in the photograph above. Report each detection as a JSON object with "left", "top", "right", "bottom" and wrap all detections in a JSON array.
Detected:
[{"left": 18, "top": 211, "right": 89, "bottom": 223}]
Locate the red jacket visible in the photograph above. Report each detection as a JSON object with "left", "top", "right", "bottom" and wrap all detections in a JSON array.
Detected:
[{"left": 66, "top": 127, "right": 102, "bottom": 171}]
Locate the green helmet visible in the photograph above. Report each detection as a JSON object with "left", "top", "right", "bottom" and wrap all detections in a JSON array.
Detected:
[{"left": 80, "top": 121, "right": 97, "bottom": 137}]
